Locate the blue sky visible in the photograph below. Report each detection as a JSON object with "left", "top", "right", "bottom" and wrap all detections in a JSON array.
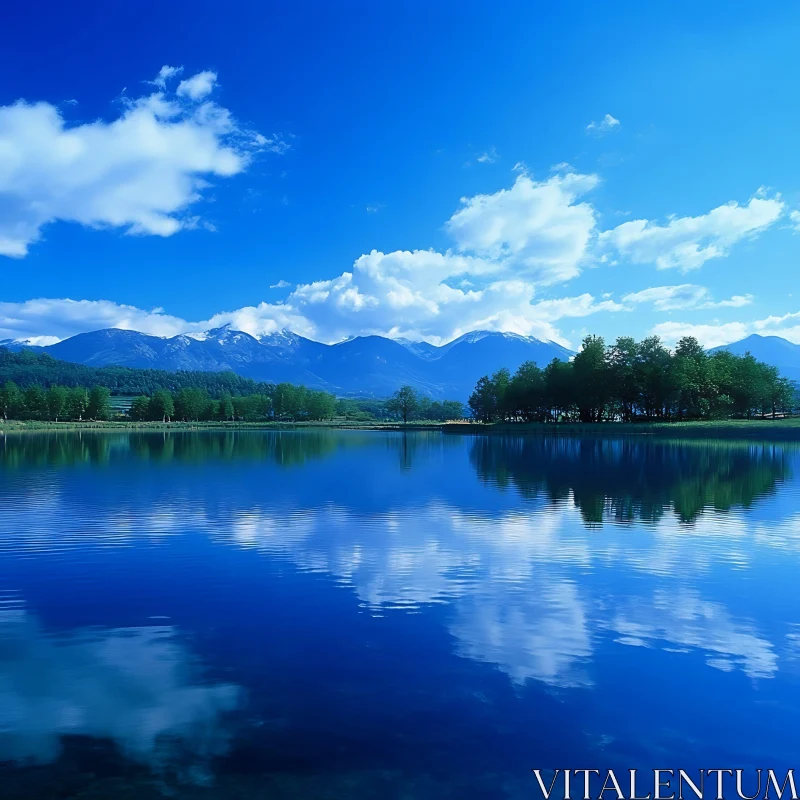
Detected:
[{"left": 3, "top": 1, "right": 800, "bottom": 348}]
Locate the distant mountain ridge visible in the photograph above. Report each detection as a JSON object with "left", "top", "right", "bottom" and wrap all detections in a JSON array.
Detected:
[
  {"left": 709, "top": 334, "right": 800, "bottom": 382},
  {"left": 0, "top": 326, "right": 573, "bottom": 400}
]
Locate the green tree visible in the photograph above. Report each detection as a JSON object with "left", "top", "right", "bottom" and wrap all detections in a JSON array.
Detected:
[
  {"left": 46, "top": 385, "right": 69, "bottom": 421},
  {"left": 490, "top": 368, "right": 512, "bottom": 421},
  {"left": 86, "top": 386, "right": 112, "bottom": 420},
  {"left": 129, "top": 395, "right": 150, "bottom": 421},
  {"left": 672, "top": 337, "right": 711, "bottom": 420},
  {"left": 387, "top": 385, "right": 419, "bottom": 424},
  {"left": 608, "top": 337, "right": 639, "bottom": 422},
  {"left": 65, "top": 387, "right": 88, "bottom": 421},
  {"left": 441, "top": 400, "right": 465, "bottom": 420},
  {"left": 572, "top": 335, "right": 610, "bottom": 422},
  {"left": 635, "top": 336, "right": 673, "bottom": 420},
  {"left": 306, "top": 390, "right": 336, "bottom": 420},
  {"left": 23, "top": 385, "right": 48, "bottom": 420},
  {"left": 219, "top": 391, "right": 234, "bottom": 422},
  {"left": 174, "top": 388, "right": 209, "bottom": 421},
  {"left": 149, "top": 390, "right": 174, "bottom": 422},
  {"left": 543, "top": 359, "right": 575, "bottom": 422},
  {"left": 1, "top": 381, "right": 23, "bottom": 420},
  {"left": 468, "top": 376, "right": 496, "bottom": 423},
  {"left": 507, "top": 361, "right": 544, "bottom": 421}
]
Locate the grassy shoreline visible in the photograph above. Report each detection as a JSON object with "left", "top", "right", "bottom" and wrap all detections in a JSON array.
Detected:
[
  {"left": 442, "top": 419, "right": 800, "bottom": 439},
  {"left": 0, "top": 419, "right": 444, "bottom": 433},
  {"left": 4, "top": 418, "right": 800, "bottom": 439}
]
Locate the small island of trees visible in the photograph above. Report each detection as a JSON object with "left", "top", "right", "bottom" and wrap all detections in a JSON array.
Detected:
[{"left": 468, "top": 335, "right": 795, "bottom": 423}]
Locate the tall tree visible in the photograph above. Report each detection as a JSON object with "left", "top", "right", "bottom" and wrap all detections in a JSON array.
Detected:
[
  {"left": 23, "top": 386, "right": 48, "bottom": 421},
  {"left": 635, "top": 336, "right": 673, "bottom": 420},
  {"left": 468, "top": 376, "right": 496, "bottom": 423},
  {"left": 129, "top": 395, "right": 150, "bottom": 421},
  {"left": 46, "top": 385, "right": 69, "bottom": 422},
  {"left": 1, "top": 381, "right": 22, "bottom": 420},
  {"left": 572, "top": 335, "right": 610, "bottom": 422},
  {"left": 219, "top": 391, "right": 234, "bottom": 422},
  {"left": 86, "top": 386, "right": 112, "bottom": 420},
  {"left": 149, "top": 390, "right": 174, "bottom": 423},
  {"left": 387, "top": 385, "right": 419, "bottom": 424},
  {"left": 66, "top": 387, "right": 88, "bottom": 421},
  {"left": 608, "top": 337, "right": 638, "bottom": 422}
]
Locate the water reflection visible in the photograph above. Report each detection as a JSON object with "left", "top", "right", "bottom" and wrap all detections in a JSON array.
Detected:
[
  {"left": 1, "top": 430, "right": 800, "bottom": 794},
  {"left": 0, "top": 429, "right": 351, "bottom": 469},
  {"left": 471, "top": 435, "right": 791, "bottom": 523},
  {"left": 0, "top": 597, "right": 241, "bottom": 777}
]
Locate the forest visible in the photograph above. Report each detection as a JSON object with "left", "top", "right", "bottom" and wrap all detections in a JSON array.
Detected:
[
  {"left": 0, "top": 347, "right": 273, "bottom": 395},
  {"left": 468, "top": 335, "right": 796, "bottom": 423},
  {"left": 0, "top": 381, "right": 339, "bottom": 423}
]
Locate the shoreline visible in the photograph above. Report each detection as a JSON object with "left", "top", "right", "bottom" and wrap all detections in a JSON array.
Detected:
[
  {"left": 4, "top": 418, "right": 800, "bottom": 439},
  {"left": 0, "top": 420, "right": 445, "bottom": 433}
]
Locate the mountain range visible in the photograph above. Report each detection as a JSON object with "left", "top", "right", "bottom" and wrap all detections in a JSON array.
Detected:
[
  {"left": 3, "top": 328, "right": 798, "bottom": 399},
  {"left": 0, "top": 327, "right": 573, "bottom": 400}
]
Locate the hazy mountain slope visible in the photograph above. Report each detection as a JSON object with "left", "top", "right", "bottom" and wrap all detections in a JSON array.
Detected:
[
  {"left": 8, "top": 326, "right": 576, "bottom": 399},
  {"left": 709, "top": 334, "right": 800, "bottom": 382}
]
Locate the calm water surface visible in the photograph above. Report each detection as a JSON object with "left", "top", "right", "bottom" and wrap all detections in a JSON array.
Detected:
[{"left": 1, "top": 430, "right": 799, "bottom": 798}]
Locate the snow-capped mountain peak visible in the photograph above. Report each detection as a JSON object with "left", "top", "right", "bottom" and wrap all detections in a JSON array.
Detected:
[{"left": 257, "top": 329, "right": 302, "bottom": 347}]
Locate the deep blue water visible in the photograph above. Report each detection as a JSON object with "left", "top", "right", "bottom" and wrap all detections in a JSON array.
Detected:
[{"left": 1, "top": 430, "right": 799, "bottom": 798}]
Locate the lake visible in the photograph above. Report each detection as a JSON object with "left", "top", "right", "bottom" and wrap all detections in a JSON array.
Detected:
[{"left": 1, "top": 430, "right": 799, "bottom": 799}]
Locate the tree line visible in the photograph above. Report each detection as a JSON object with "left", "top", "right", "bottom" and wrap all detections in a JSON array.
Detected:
[
  {"left": 129, "top": 384, "right": 338, "bottom": 422},
  {"left": 0, "top": 348, "right": 466, "bottom": 423},
  {"left": 384, "top": 386, "right": 464, "bottom": 423},
  {"left": 0, "top": 383, "right": 113, "bottom": 422},
  {"left": 0, "top": 380, "right": 339, "bottom": 423},
  {"left": 468, "top": 335, "right": 796, "bottom": 423}
]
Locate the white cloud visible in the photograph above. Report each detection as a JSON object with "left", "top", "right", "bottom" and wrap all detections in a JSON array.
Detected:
[
  {"left": 0, "top": 67, "right": 282, "bottom": 257},
  {"left": 149, "top": 64, "right": 183, "bottom": 89},
  {"left": 600, "top": 191, "right": 785, "bottom": 271},
  {"left": 528, "top": 293, "right": 626, "bottom": 321},
  {"left": 651, "top": 306, "right": 800, "bottom": 348},
  {"left": 585, "top": 113, "right": 620, "bottom": 135},
  {"left": 0, "top": 298, "right": 191, "bottom": 341},
  {"left": 444, "top": 172, "right": 599, "bottom": 284},
  {"left": 176, "top": 70, "right": 217, "bottom": 100},
  {"left": 5, "top": 166, "right": 790, "bottom": 349},
  {"left": 476, "top": 146, "right": 499, "bottom": 164},
  {"left": 651, "top": 321, "right": 753, "bottom": 348},
  {"left": 623, "top": 284, "right": 754, "bottom": 312}
]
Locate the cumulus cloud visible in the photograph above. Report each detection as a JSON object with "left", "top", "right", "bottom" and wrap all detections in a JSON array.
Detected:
[
  {"left": 585, "top": 113, "right": 620, "bottom": 135},
  {"left": 0, "top": 67, "right": 284, "bottom": 257},
  {"left": 652, "top": 307, "right": 800, "bottom": 347},
  {"left": 651, "top": 321, "right": 750, "bottom": 348},
  {"left": 4, "top": 159, "right": 791, "bottom": 348},
  {"left": 623, "top": 285, "right": 754, "bottom": 312},
  {"left": 0, "top": 168, "right": 615, "bottom": 345},
  {"left": 177, "top": 70, "right": 217, "bottom": 100},
  {"left": 600, "top": 191, "right": 785, "bottom": 272},
  {"left": 444, "top": 171, "right": 599, "bottom": 284},
  {"left": 0, "top": 298, "right": 191, "bottom": 341}
]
